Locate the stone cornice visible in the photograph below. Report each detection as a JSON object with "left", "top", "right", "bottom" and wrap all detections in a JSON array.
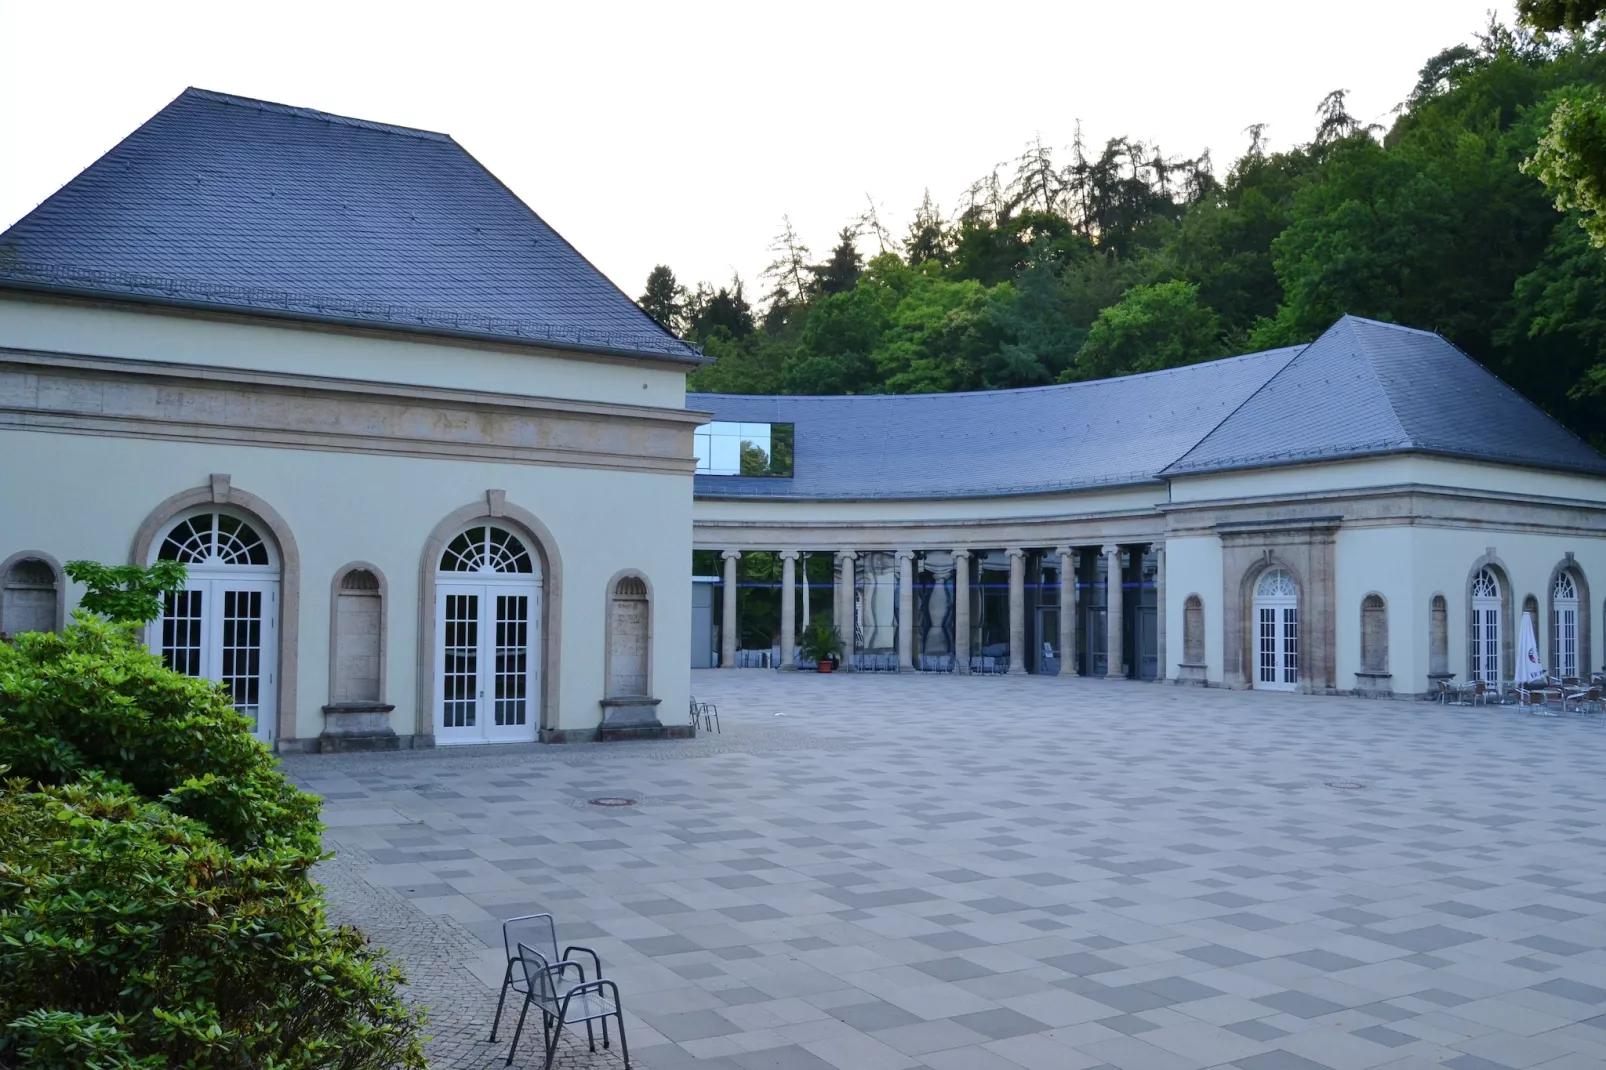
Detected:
[{"left": 0, "top": 346, "right": 710, "bottom": 475}]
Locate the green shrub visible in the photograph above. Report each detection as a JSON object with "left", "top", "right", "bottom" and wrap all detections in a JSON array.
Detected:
[
  {"left": 0, "top": 616, "right": 318, "bottom": 854},
  {"left": 62, "top": 560, "right": 186, "bottom": 626},
  {"left": 0, "top": 775, "right": 424, "bottom": 1069},
  {"left": 0, "top": 613, "right": 424, "bottom": 1068}
]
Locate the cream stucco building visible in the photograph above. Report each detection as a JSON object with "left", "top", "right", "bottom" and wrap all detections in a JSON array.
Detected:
[
  {"left": 692, "top": 318, "right": 1606, "bottom": 698},
  {"left": 5, "top": 90, "right": 1606, "bottom": 758},
  {"left": 0, "top": 89, "right": 706, "bottom": 749}
]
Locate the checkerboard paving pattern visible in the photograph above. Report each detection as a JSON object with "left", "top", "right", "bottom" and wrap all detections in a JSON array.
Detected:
[{"left": 286, "top": 672, "right": 1606, "bottom": 1070}]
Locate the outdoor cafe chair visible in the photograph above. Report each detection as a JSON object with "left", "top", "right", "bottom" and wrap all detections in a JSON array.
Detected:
[
  {"left": 506, "top": 942, "right": 630, "bottom": 1070},
  {"left": 489, "top": 914, "right": 603, "bottom": 1046},
  {"left": 688, "top": 697, "right": 720, "bottom": 734}
]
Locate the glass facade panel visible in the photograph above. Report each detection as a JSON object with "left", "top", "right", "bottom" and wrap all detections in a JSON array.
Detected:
[
  {"left": 694, "top": 422, "right": 794, "bottom": 476},
  {"left": 856, "top": 551, "right": 899, "bottom": 653},
  {"left": 914, "top": 551, "right": 955, "bottom": 669}
]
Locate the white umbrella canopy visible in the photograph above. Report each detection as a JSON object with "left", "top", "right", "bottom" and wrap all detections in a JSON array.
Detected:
[{"left": 1517, "top": 612, "right": 1546, "bottom": 685}]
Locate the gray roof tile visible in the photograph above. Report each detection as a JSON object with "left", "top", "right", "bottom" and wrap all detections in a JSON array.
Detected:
[
  {"left": 691, "top": 346, "right": 1303, "bottom": 500},
  {"left": 1165, "top": 316, "right": 1606, "bottom": 477},
  {"left": 693, "top": 316, "right": 1606, "bottom": 502},
  {"left": 0, "top": 88, "right": 700, "bottom": 363}
]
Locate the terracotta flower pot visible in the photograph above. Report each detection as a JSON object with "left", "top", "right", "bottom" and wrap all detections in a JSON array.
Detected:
[{"left": 817, "top": 660, "right": 834, "bottom": 673}]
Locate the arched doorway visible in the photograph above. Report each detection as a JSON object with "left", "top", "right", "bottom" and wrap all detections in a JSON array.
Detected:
[
  {"left": 152, "top": 510, "right": 281, "bottom": 742},
  {"left": 1553, "top": 571, "right": 1580, "bottom": 679},
  {"left": 434, "top": 524, "right": 542, "bottom": 744},
  {"left": 1470, "top": 567, "right": 1502, "bottom": 687},
  {"left": 1253, "top": 568, "right": 1299, "bottom": 691}
]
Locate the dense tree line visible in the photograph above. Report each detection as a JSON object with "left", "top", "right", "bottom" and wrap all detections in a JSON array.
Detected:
[{"left": 644, "top": 16, "right": 1606, "bottom": 446}]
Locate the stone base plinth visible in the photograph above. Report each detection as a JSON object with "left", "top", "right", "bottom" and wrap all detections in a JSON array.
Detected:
[
  {"left": 597, "top": 696, "right": 670, "bottom": 742},
  {"left": 320, "top": 702, "right": 399, "bottom": 752},
  {"left": 1174, "top": 662, "right": 1208, "bottom": 686},
  {"left": 1353, "top": 672, "right": 1393, "bottom": 698}
]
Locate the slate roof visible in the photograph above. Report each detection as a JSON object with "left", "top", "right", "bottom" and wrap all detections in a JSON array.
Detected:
[
  {"left": 691, "top": 346, "right": 1305, "bottom": 501},
  {"left": 692, "top": 316, "right": 1606, "bottom": 502},
  {"left": 0, "top": 88, "right": 701, "bottom": 364},
  {"left": 1165, "top": 316, "right": 1606, "bottom": 478}
]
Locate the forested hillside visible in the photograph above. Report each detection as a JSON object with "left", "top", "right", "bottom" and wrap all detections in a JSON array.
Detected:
[{"left": 642, "top": 18, "right": 1606, "bottom": 447}]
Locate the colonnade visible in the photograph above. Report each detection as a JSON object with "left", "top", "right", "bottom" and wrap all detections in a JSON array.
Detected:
[{"left": 715, "top": 542, "right": 1166, "bottom": 678}]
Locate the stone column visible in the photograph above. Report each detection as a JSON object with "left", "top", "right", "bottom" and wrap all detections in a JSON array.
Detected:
[
  {"left": 1103, "top": 544, "right": 1123, "bottom": 679},
  {"left": 1153, "top": 543, "right": 1167, "bottom": 682},
  {"left": 896, "top": 550, "right": 916, "bottom": 671},
  {"left": 721, "top": 550, "right": 741, "bottom": 669},
  {"left": 954, "top": 549, "right": 972, "bottom": 675},
  {"left": 1058, "top": 547, "right": 1077, "bottom": 676},
  {"left": 836, "top": 550, "right": 857, "bottom": 671},
  {"left": 779, "top": 550, "right": 799, "bottom": 671},
  {"left": 1007, "top": 547, "right": 1028, "bottom": 675}
]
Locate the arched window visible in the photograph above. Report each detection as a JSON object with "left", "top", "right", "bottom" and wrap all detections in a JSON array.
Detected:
[
  {"left": 607, "top": 575, "right": 651, "bottom": 698},
  {"left": 1360, "top": 594, "right": 1387, "bottom": 674},
  {"left": 1553, "top": 571, "right": 1580, "bottom": 679},
  {"left": 439, "top": 526, "right": 533, "bottom": 574},
  {"left": 1, "top": 556, "right": 61, "bottom": 638},
  {"left": 1183, "top": 595, "right": 1205, "bottom": 664},
  {"left": 1429, "top": 595, "right": 1449, "bottom": 676},
  {"left": 1469, "top": 567, "right": 1502, "bottom": 687},
  {"left": 151, "top": 509, "right": 280, "bottom": 741},
  {"left": 1253, "top": 569, "right": 1298, "bottom": 691},
  {"left": 331, "top": 567, "right": 384, "bottom": 704},
  {"left": 435, "top": 525, "right": 541, "bottom": 744}
]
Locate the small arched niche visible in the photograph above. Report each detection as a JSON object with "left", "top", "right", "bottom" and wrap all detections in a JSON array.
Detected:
[
  {"left": 333, "top": 567, "right": 384, "bottom": 703},
  {"left": 1177, "top": 593, "right": 1206, "bottom": 685},
  {"left": 1360, "top": 594, "right": 1387, "bottom": 674},
  {"left": 1, "top": 555, "right": 63, "bottom": 639},
  {"left": 608, "top": 575, "right": 650, "bottom": 698},
  {"left": 1429, "top": 594, "right": 1449, "bottom": 678},
  {"left": 320, "top": 564, "right": 395, "bottom": 752}
]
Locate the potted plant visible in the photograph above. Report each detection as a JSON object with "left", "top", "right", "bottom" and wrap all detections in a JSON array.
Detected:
[{"left": 799, "top": 621, "right": 844, "bottom": 673}]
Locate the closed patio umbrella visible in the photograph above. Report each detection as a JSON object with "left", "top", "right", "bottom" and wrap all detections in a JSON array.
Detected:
[{"left": 1517, "top": 612, "right": 1545, "bottom": 685}]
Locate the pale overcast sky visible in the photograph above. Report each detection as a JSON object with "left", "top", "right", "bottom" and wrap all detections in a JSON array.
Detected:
[{"left": 2, "top": 1, "right": 1509, "bottom": 305}]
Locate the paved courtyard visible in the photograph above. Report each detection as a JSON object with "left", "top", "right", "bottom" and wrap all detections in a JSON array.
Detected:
[{"left": 286, "top": 672, "right": 1606, "bottom": 1070}]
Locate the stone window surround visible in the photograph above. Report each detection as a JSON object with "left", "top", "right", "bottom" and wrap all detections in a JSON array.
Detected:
[
  {"left": 416, "top": 492, "right": 563, "bottom": 746},
  {"left": 1545, "top": 554, "right": 1591, "bottom": 679},
  {"left": 1464, "top": 550, "right": 1516, "bottom": 687},
  {"left": 0, "top": 549, "right": 67, "bottom": 636},
  {"left": 131, "top": 475, "right": 301, "bottom": 743},
  {"left": 603, "top": 568, "right": 654, "bottom": 700},
  {"left": 1221, "top": 517, "right": 1340, "bottom": 694},
  {"left": 329, "top": 561, "right": 388, "bottom": 706}
]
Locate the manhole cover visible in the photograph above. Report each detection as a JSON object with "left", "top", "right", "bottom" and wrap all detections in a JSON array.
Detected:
[
  {"left": 588, "top": 797, "right": 637, "bottom": 807},
  {"left": 1324, "top": 778, "right": 1365, "bottom": 791}
]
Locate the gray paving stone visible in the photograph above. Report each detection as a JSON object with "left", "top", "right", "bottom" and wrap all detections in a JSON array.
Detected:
[{"left": 285, "top": 673, "right": 1606, "bottom": 1070}]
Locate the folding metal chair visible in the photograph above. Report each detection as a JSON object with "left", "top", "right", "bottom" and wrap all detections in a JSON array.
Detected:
[
  {"left": 489, "top": 914, "right": 602, "bottom": 1045},
  {"left": 506, "top": 942, "right": 630, "bottom": 1069}
]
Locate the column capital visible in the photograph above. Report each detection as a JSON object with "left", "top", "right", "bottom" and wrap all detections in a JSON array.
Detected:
[
  {"left": 1055, "top": 546, "right": 1076, "bottom": 559},
  {"left": 952, "top": 548, "right": 972, "bottom": 560},
  {"left": 1100, "top": 543, "right": 1121, "bottom": 557},
  {"left": 835, "top": 549, "right": 857, "bottom": 561},
  {"left": 894, "top": 549, "right": 916, "bottom": 562},
  {"left": 778, "top": 549, "right": 801, "bottom": 562},
  {"left": 721, "top": 549, "right": 743, "bottom": 562},
  {"left": 1005, "top": 546, "right": 1026, "bottom": 559}
]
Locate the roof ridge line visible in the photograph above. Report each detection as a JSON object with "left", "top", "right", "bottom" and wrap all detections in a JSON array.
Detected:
[
  {"left": 1345, "top": 316, "right": 1414, "bottom": 448},
  {"left": 182, "top": 87, "right": 454, "bottom": 142},
  {"left": 1159, "top": 338, "right": 1308, "bottom": 475}
]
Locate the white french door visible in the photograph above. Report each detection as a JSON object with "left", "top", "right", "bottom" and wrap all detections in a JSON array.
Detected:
[
  {"left": 1253, "top": 569, "right": 1298, "bottom": 691},
  {"left": 435, "top": 581, "right": 540, "bottom": 744},
  {"left": 1255, "top": 604, "right": 1299, "bottom": 691},
  {"left": 157, "top": 577, "right": 279, "bottom": 741},
  {"left": 1471, "top": 600, "right": 1501, "bottom": 686}
]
